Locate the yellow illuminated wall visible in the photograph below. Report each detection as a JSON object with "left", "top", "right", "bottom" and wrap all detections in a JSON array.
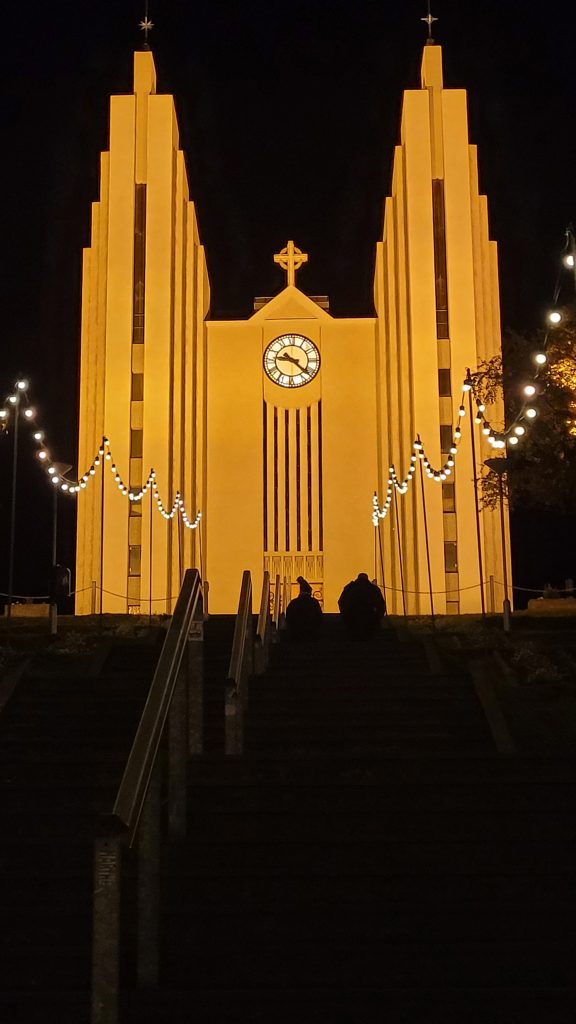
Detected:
[
  {"left": 77, "top": 45, "right": 510, "bottom": 617},
  {"left": 374, "top": 43, "right": 511, "bottom": 614},
  {"left": 76, "top": 51, "right": 208, "bottom": 614}
]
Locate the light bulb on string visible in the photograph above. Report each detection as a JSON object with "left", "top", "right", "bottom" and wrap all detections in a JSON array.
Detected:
[
  {"left": 523, "top": 384, "right": 536, "bottom": 397},
  {"left": 8, "top": 396, "right": 17, "bottom": 404},
  {"left": 16, "top": 380, "right": 27, "bottom": 391},
  {"left": 548, "top": 311, "right": 562, "bottom": 325},
  {"left": 525, "top": 408, "right": 537, "bottom": 419},
  {"left": 564, "top": 254, "right": 575, "bottom": 268},
  {"left": 514, "top": 425, "right": 525, "bottom": 436},
  {"left": 24, "top": 408, "right": 34, "bottom": 419},
  {"left": 508, "top": 436, "right": 519, "bottom": 446},
  {"left": 534, "top": 353, "right": 547, "bottom": 365}
]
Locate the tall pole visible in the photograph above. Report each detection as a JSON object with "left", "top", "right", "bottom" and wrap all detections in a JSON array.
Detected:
[
  {"left": 418, "top": 449, "right": 435, "bottom": 626},
  {"left": 467, "top": 380, "right": 486, "bottom": 616},
  {"left": 149, "top": 484, "right": 153, "bottom": 622},
  {"left": 377, "top": 520, "right": 387, "bottom": 609},
  {"left": 485, "top": 458, "right": 511, "bottom": 633},
  {"left": 393, "top": 488, "right": 407, "bottom": 617},
  {"left": 498, "top": 472, "right": 511, "bottom": 631},
  {"left": 50, "top": 487, "right": 58, "bottom": 635},
  {"left": 6, "top": 393, "right": 20, "bottom": 620},
  {"left": 99, "top": 458, "right": 105, "bottom": 625}
]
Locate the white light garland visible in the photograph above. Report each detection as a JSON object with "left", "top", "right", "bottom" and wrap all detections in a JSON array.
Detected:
[{"left": 0, "top": 385, "right": 203, "bottom": 529}]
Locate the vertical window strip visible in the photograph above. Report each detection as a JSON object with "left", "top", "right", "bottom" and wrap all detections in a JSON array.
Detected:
[
  {"left": 284, "top": 409, "right": 290, "bottom": 552},
  {"left": 317, "top": 401, "right": 324, "bottom": 551},
  {"left": 273, "top": 407, "right": 279, "bottom": 552},
  {"left": 432, "top": 179, "right": 449, "bottom": 340},
  {"left": 306, "top": 407, "right": 313, "bottom": 552},
  {"left": 263, "top": 402, "right": 268, "bottom": 552},
  {"left": 296, "top": 409, "right": 301, "bottom": 551}
]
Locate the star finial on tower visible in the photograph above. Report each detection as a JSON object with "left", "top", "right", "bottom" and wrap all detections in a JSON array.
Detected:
[
  {"left": 139, "top": 4, "right": 154, "bottom": 49},
  {"left": 273, "top": 241, "right": 309, "bottom": 287},
  {"left": 421, "top": 2, "right": 438, "bottom": 41}
]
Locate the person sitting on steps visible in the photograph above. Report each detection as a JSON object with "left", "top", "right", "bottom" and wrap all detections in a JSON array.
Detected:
[
  {"left": 338, "top": 572, "right": 386, "bottom": 638},
  {"left": 285, "top": 576, "right": 323, "bottom": 642}
]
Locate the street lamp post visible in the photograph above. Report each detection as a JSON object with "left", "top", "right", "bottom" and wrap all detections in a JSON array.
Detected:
[
  {"left": 50, "top": 463, "right": 73, "bottom": 635},
  {"left": 6, "top": 380, "right": 28, "bottom": 621},
  {"left": 485, "top": 457, "right": 511, "bottom": 632}
]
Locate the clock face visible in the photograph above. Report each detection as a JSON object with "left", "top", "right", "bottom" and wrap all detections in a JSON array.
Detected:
[{"left": 263, "top": 334, "right": 320, "bottom": 388}]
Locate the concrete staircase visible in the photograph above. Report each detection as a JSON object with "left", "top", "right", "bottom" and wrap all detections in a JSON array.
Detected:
[
  {"left": 1, "top": 618, "right": 575, "bottom": 1023},
  {"left": 137, "top": 618, "right": 576, "bottom": 1023},
  {"left": 0, "top": 632, "right": 164, "bottom": 1024}
]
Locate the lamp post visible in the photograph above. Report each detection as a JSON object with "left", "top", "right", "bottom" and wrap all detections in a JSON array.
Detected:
[
  {"left": 484, "top": 456, "right": 511, "bottom": 632},
  {"left": 4, "top": 380, "right": 29, "bottom": 620},
  {"left": 50, "top": 463, "right": 73, "bottom": 635}
]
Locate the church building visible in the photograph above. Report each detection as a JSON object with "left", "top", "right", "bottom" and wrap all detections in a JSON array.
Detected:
[{"left": 75, "top": 41, "right": 509, "bottom": 616}]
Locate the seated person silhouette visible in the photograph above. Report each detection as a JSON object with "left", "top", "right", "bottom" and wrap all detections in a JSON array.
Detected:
[
  {"left": 285, "top": 576, "right": 323, "bottom": 642},
  {"left": 338, "top": 573, "right": 386, "bottom": 638}
]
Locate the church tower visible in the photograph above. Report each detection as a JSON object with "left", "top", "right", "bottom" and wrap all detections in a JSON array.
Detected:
[
  {"left": 75, "top": 50, "right": 209, "bottom": 614},
  {"left": 373, "top": 42, "right": 510, "bottom": 614}
]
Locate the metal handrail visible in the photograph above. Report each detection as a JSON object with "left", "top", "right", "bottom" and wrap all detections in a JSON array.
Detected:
[
  {"left": 92, "top": 568, "right": 204, "bottom": 1023},
  {"left": 272, "top": 572, "right": 281, "bottom": 630},
  {"left": 255, "top": 571, "right": 271, "bottom": 674},
  {"left": 112, "top": 568, "right": 202, "bottom": 841},
  {"left": 225, "top": 570, "right": 253, "bottom": 754}
]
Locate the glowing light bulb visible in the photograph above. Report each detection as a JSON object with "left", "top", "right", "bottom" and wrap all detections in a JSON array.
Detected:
[
  {"left": 16, "top": 380, "right": 27, "bottom": 390},
  {"left": 8, "top": 395, "right": 17, "bottom": 404},
  {"left": 548, "top": 311, "right": 562, "bottom": 325},
  {"left": 462, "top": 382, "right": 472, "bottom": 392},
  {"left": 0, "top": 410, "right": 7, "bottom": 419},
  {"left": 24, "top": 408, "right": 34, "bottom": 418},
  {"left": 534, "top": 353, "right": 547, "bottom": 365},
  {"left": 525, "top": 407, "right": 537, "bottom": 419},
  {"left": 38, "top": 450, "right": 48, "bottom": 460},
  {"left": 48, "top": 466, "right": 55, "bottom": 475},
  {"left": 514, "top": 425, "right": 525, "bottom": 436},
  {"left": 508, "top": 436, "right": 519, "bottom": 446},
  {"left": 52, "top": 476, "right": 59, "bottom": 484},
  {"left": 482, "top": 426, "right": 490, "bottom": 436},
  {"left": 523, "top": 384, "right": 536, "bottom": 397},
  {"left": 458, "top": 406, "right": 465, "bottom": 417},
  {"left": 34, "top": 431, "right": 43, "bottom": 441},
  {"left": 564, "top": 253, "right": 575, "bottom": 268},
  {"left": 90, "top": 467, "right": 96, "bottom": 476}
]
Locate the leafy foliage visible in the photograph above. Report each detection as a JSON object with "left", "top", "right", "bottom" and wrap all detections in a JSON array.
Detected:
[{"left": 471, "top": 305, "right": 576, "bottom": 513}]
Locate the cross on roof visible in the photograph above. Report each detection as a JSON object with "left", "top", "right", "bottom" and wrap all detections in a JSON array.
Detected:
[
  {"left": 421, "top": 2, "right": 438, "bottom": 39},
  {"left": 139, "top": 3, "right": 154, "bottom": 47},
  {"left": 273, "top": 241, "right": 309, "bottom": 287}
]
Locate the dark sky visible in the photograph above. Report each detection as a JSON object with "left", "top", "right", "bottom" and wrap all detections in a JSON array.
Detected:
[{"left": 1, "top": 0, "right": 575, "bottom": 598}]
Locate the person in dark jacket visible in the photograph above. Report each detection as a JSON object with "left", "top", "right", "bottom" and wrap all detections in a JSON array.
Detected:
[
  {"left": 338, "top": 573, "right": 386, "bottom": 638},
  {"left": 285, "top": 577, "right": 323, "bottom": 642}
]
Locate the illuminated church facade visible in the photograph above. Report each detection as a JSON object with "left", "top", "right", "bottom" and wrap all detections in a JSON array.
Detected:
[{"left": 75, "top": 43, "right": 509, "bottom": 616}]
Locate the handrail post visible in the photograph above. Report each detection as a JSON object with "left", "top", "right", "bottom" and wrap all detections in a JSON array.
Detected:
[
  {"left": 187, "top": 590, "right": 204, "bottom": 755},
  {"left": 272, "top": 572, "right": 281, "bottom": 636},
  {"left": 225, "top": 571, "right": 252, "bottom": 755},
  {"left": 168, "top": 665, "right": 188, "bottom": 838},
  {"left": 91, "top": 834, "right": 123, "bottom": 1024},
  {"left": 255, "top": 571, "right": 270, "bottom": 675},
  {"left": 137, "top": 757, "right": 162, "bottom": 988}
]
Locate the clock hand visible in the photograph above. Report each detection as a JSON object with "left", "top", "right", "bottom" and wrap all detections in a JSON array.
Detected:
[{"left": 277, "top": 353, "right": 307, "bottom": 369}]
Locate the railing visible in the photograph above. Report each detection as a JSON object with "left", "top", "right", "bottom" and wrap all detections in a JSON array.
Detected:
[
  {"left": 91, "top": 568, "right": 204, "bottom": 1024},
  {"left": 255, "top": 571, "right": 271, "bottom": 674},
  {"left": 225, "top": 570, "right": 253, "bottom": 755}
]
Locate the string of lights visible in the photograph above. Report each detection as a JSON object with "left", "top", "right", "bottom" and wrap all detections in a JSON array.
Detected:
[
  {"left": 0, "top": 387, "right": 202, "bottom": 530},
  {"left": 373, "top": 227, "right": 575, "bottom": 524}
]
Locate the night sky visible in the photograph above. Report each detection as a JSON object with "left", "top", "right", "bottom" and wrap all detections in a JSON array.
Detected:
[{"left": 1, "top": 0, "right": 575, "bottom": 603}]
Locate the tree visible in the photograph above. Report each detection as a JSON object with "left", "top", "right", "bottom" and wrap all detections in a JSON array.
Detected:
[{"left": 471, "top": 305, "right": 576, "bottom": 513}]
